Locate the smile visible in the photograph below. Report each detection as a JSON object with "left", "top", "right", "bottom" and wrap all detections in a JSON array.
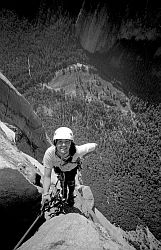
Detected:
[{"left": 60, "top": 147, "right": 68, "bottom": 152}]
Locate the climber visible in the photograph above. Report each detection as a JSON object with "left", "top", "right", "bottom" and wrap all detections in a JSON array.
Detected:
[{"left": 42, "top": 127, "right": 98, "bottom": 207}]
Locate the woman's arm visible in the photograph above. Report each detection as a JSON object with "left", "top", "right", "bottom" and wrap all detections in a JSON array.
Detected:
[
  {"left": 43, "top": 167, "right": 52, "bottom": 194},
  {"left": 77, "top": 143, "right": 98, "bottom": 158},
  {"left": 42, "top": 146, "right": 55, "bottom": 194}
]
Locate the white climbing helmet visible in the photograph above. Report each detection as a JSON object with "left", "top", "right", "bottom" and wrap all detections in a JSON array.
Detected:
[{"left": 53, "top": 127, "right": 74, "bottom": 141}]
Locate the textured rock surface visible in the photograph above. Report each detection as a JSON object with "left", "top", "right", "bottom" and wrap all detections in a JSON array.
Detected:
[
  {"left": 75, "top": 5, "right": 114, "bottom": 53},
  {"left": 0, "top": 121, "right": 15, "bottom": 142},
  {"left": 18, "top": 213, "right": 101, "bottom": 250},
  {"left": 17, "top": 179, "right": 161, "bottom": 250},
  {"left": 0, "top": 168, "right": 42, "bottom": 250},
  {"left": 0, "top": 121, "right": 161, "bottom": 250},
  {"left": 125, "top": 226, "right": 161, "bottom": 250},
  {"left": 18, "top": 213, "right": 134, "bottom": 250},
  {"left": 0, "top": 124, "right": 43, "bottom": 184},
  {"left": 0, "top": 124, "right": 44, "bottom": 250},
  {"left": 0, "top": 72, "right": 52, "bottom": 163}
]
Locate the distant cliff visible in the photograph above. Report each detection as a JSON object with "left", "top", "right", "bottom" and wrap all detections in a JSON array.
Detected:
[
  {"left": 75, "top": 4, "right": 115, "bottom": 53},
  {"left": 75, "top": 2, "right": 160, "bottom": 57}
]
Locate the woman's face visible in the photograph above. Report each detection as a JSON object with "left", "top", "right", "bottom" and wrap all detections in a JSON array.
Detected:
[{"left": 56, "top": 139, "right": 71, "bottom": 155}]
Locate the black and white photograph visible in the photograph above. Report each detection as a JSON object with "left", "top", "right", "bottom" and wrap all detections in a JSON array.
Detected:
[{"left": 0, "top": 0, "right": 160, "bottom": 249}]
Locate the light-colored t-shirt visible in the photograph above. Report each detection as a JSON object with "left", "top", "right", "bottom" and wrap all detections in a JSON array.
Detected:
[{"left": 43, "top": 143, "right": 97, "bottom": 172}]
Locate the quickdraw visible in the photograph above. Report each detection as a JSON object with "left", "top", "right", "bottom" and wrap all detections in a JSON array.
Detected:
[{"left": 43, "top": 177, "right": 68, "bottom": 219}]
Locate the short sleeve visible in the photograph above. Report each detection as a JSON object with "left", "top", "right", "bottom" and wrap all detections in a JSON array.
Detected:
[{"left": 43, "top": 146, "right": 55, "bottom": 169}]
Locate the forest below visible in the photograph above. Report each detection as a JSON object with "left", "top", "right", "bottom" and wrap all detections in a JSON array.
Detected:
[{"left": 0, "top": 6, "right": 160, "bottom": 241}]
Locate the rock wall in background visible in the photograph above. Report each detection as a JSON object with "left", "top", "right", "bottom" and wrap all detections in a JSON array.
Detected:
[
  {"left": 75, "top": 4, "right": 115, "bottom": 53},
  {"left": 75, "top": 2, "right": 160, "bottom": 70},
  {"left": 0, "top": 72, "right": 52, "bottom": 163}
]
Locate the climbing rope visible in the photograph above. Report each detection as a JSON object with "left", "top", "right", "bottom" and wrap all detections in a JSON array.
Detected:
[{"left": 13, "top": 179, "right": 66, "bottom": 250}]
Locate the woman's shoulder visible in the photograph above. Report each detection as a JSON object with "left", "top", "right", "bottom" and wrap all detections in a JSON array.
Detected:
[
  {"left": 44, "top": 145, "right": 56, "bottom": 157},
  {"left": 43, "top": 145, "right": 58, "bottom": 167}
]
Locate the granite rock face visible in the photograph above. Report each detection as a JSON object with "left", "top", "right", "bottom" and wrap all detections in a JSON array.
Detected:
[
  {"left": 17, "top": 183, "right": 158, "bottom": 250},
  {"left": 0, "top": 122, "right": 161, "bottom": 250},
  {"left": 0, "top": 72, "right": 52, "bottom": 163},
  {"left": 0, "top": 124, "right": 44, "bottom": 250},
  {"left": 0, "top": 168, "right": 42, "bottom": 250},
  {"left": 75, "top": 4, "right": 115, "bottom": 53},
  {"left": 17, "top": 183, "right": 161, "bottom": 250},
  {"left": 18, "top": 213, "right": 135, "bottom": 250}
]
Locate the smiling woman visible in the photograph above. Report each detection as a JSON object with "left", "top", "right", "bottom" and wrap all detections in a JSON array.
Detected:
[
  {"left": 53, "top": 127, "right": 75, "bottom": 159},
  {"left": 42, "top": 126, "right": 98, "bottom": 207},
  {"left": 56, "top": 139, "right": 72, "bottom": 155}
]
